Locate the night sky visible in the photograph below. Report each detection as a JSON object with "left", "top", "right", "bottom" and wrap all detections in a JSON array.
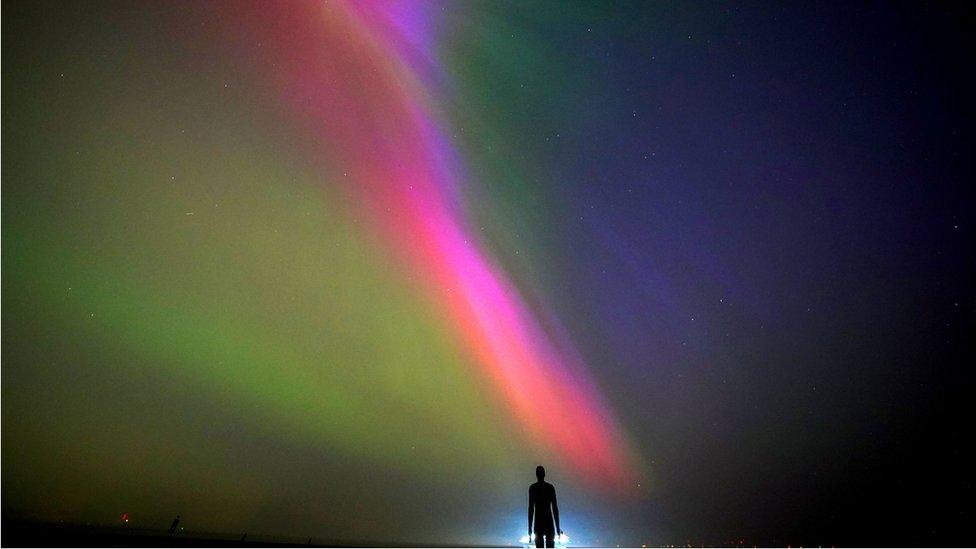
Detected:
[{"left": 2, "top": 1, "right": 974, "bottom": 546}]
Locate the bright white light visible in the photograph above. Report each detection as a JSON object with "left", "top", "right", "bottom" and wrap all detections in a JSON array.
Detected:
[{"left": 519, "top": 532, "right": 568, "bottom": 547}]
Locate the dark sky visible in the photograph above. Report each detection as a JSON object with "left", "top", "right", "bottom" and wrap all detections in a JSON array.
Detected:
[{"left": 3, "top": 1, "right": 974, "bottom": 546}]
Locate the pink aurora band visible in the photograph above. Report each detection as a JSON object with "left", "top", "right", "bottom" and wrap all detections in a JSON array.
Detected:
[{"left": 221, "top": 1, "right": 643, "bottom": 494}]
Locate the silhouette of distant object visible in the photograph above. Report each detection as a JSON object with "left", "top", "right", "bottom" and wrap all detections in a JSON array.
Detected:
[
  {"left": 241, "top": 532, "right": 248, "bottom": 543},
  {"left": 168, "top": 515, "right": 180, "bottom": 535},
  {"left": 528, "top": 465, "right": 562, "bottom": 548}
]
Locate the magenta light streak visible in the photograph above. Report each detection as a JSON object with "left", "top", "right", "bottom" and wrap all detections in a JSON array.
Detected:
[{"left": 222, "top": 0, "right": 644, "bottom": 494}]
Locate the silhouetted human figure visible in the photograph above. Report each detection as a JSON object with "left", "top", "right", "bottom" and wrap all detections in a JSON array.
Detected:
[
  {"left": 169, "top": 515, "right": 181, "bottom": 535},
  {"left": 528, "top": 465, "right": 562, "bottom": 548},
  {"left": 241, "top": 533, "right": 248, "bottom": 543}
]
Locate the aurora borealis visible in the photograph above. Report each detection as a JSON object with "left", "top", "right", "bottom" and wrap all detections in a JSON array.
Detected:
[{"left": 3, "top": 1, "right": 974, "bottom": 546}]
